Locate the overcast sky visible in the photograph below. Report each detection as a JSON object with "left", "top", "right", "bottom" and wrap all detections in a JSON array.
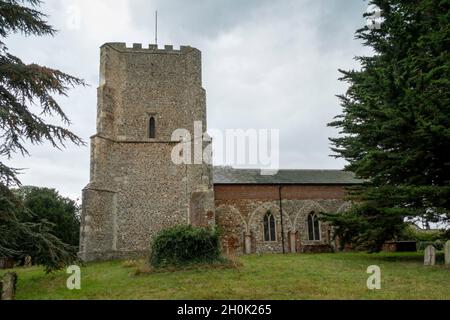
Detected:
[{"left": 5, "top": 0, "right": 372, "bottom": 200}]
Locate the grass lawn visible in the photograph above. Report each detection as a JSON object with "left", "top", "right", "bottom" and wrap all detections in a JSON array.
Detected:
[{"left": 1, "top": 252, "right": 449, "bottom": 300}]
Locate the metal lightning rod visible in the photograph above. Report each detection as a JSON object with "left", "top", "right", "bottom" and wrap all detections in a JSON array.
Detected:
[{"left": 155, "top": 10, "right": 158, "bottom": 45}]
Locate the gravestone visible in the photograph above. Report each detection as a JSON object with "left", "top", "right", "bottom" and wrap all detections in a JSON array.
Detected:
[
  {"left": 424, "top": 245, "right": 436, "bottom": 266},
  {"left": 24, "top": 256, "right": 32, "bottom": 268},
  {"left": 1, "top": 272, "right": 17, "bottom": 300},
  {"left": 445, "top": 240, "right": 450, "bottom": 267}
]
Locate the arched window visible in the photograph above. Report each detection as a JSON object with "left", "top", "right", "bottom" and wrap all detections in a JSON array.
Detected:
[
  {"left": 308, "top": 212, "right": 320, "bottom": 241},
  {"left": 263, "top": 211, "right": 276, "bottom": 242},
  {"left": 149, "top": 117, "right": 156, "bottom": 139}
]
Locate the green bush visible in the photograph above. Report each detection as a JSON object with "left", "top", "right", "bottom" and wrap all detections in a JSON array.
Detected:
[
  {"left": 150, "top": 225, "right": 221, "bottom": 267},
  {"left": 400, "top": 224, "right": 443, "bottom": 242},
  {"left": 417, "top": 241, "right": 433, "bottom": 251},
  {"left": 433, "top": 240, "right": 444, "bottom": 251},
  {"left": 417, "top": 240, "right": 444, "bottom": 251}
]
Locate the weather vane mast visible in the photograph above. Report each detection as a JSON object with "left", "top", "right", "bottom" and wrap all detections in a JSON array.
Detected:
[{"left": 155, "top": 10, "right": 158, "bottom": 45}]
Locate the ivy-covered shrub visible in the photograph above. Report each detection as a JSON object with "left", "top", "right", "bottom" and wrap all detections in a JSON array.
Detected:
[{"left": 150, "top": 225, "right": 221, "bottom": 267}]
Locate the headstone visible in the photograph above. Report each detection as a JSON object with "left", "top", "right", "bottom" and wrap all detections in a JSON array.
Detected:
[
  {"left": 445, "top": 240, "right": 450, "bottom": 267},
  {"left": 424, "top": 245, "right": 436, "bottom": 266},
  {"left": 24, "top": 256, "right": 32, "bottom": 268},
  {"left": 244, "top": 234, "right": 252, "bottom": 254},
  {"left": 1, "top": 272, "right": 17, "bottom": 300}
]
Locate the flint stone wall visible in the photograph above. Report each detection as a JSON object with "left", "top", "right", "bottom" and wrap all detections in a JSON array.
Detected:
[{"left": 79, "top": 43, "right": 214, "bottom": 261}]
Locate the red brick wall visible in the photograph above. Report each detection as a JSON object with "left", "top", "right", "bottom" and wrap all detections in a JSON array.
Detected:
[{"left": 214, "top": 184, "right": 349, "bottom": 201}]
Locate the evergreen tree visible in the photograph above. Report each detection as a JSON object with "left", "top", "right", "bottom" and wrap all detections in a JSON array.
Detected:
[
  {"left": 324, "top": 0, "right": 450, "bottom": 251},
  {"left": 16, "top": 186, "right": 80, "bottom": 247},
  {"left": 0, "top": 0, "right": 85, "bottom": 271},
  {"left": 0, "top": 0, "right": 85, "bottom": 185},
  {"left": 0, "top": 185, "right": 76, "bottom": 273}
]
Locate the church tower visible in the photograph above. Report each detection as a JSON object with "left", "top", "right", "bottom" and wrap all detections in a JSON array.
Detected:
[{"left": 79, "top": 43, "right": 215, "bottom": 261}]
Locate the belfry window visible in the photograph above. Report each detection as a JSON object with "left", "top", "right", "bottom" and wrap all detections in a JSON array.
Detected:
[
  {"left": 263, "top": 211, "right": 276, "bottom": 242},
  {"left": 149, "top": 117, "right": 156, "bottom": 139},
  {"left": 308, "top": 212, "right": 320, "bottom": 241}
]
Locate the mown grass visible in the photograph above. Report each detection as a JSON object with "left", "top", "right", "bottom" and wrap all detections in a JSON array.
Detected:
[{"left": 1, "top": 252, "right": 449, "bottom": 300}]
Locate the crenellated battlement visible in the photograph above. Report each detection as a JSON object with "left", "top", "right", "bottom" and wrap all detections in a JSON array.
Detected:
[{"left": 102, "top": 42, "right": 196, "bottom": 54}]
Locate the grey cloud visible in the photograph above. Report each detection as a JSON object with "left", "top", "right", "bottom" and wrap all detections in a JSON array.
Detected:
[
  {"left": 4, "top": 0, "right": 371, "bottom": 199},
  {"left": 128, "top": 0, "right": 275, "bottom": 42}
]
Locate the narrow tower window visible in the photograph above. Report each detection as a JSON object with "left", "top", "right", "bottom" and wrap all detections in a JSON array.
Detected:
[
  {"left": 263, "top": 211, "right": 276, "bottom": 242},
  {"left": 149, "top": 117, "right": 156, "bottom": 139},
  {"left": 308, "top": 212, "right": 321, "bottom": 241}
]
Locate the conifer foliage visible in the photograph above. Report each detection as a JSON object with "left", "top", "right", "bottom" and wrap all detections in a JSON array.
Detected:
[
  {"left": 324, "top": 0, "right": 450, "bottom": 251},
  {"left": 0, "top": 0, "right": 85, "bottom": 185},
  {"left": 0, "top": 0, "right": 85, "bottom": 271}
]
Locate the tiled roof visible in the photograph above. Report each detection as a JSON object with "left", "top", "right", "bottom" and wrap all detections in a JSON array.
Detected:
[{"left": 213, "top": 167, "right": 365, "bottom": 185}]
